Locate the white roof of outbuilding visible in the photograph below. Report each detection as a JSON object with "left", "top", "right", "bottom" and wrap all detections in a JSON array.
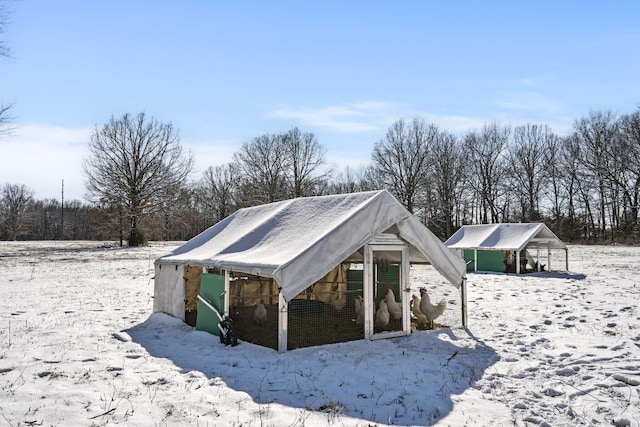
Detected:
[
  {"left": 445, "top": 223, "right": 567, "bottom": 252},
  {"left": 156, "top": 190, "right": 466, "bottom": 302}
]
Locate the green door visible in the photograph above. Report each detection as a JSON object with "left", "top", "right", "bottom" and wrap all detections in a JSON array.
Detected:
[{"left": 196, "top": 272, "right": 226, "bottom": 336}]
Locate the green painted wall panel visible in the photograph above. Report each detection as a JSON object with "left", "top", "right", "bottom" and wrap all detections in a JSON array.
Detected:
[
  {"left": 376, "top": 264, "right": 399, "bottom": 305},
  {"left": 463, "top": 250, "right": 475, "bottom": 272},
  {"left": 464, "top": 249, "right": 505, "bottom": 272},
  {"left": 346, "top": 264, "right": 399, "bottom": 304},
  {"left": 196, "top": 272, "right": 226, "bottom": 336}
]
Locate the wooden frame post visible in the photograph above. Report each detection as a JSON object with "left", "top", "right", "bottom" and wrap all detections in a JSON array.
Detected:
[
  {"left": 366, "top": 241, "right": 410, "bottom": 340},
  {"left": 363, "top": 243, "right": 374, "bottom": 339},
  {"left": 278, "top": 290, "right": 288, "bottom": 353}
]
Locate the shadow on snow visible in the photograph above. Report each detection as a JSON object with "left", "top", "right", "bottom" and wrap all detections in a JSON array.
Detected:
[
  {"left": 471, "top": 270, "right": 587, "bottom": 280},
  {"left": 125, "top": 313, "right": 498, "bottom": 426}
]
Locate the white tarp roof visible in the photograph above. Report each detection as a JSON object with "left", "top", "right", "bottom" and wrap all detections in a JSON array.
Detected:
[
  {"left": 445, "top": 223, "right": 567, "bottom": 252},
  {"left": 156, "top": 190, "right": 466, "bottom": 301}
]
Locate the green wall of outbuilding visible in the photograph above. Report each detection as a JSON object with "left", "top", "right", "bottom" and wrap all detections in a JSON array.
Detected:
[{"left": 463, "top": 249, "right": 505, "bottom": 272}]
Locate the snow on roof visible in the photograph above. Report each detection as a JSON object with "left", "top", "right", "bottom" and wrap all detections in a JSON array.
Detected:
[
  {"left": 444, "top": 223, "right": 567, "bottom": 252},
  {"left": 157, "top": 190, "right": 466, "bottom": 301}
]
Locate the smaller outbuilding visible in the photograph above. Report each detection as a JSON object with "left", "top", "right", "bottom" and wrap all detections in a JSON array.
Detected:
[{"left": 445, "top": 223, "right": 568, "bottom": 274}]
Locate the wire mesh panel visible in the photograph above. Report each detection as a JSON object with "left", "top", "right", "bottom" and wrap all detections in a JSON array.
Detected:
[
  {"left": 228, "top": 274, "right": 279, "bottom": 351},
  {"left": 227, "top": 265, "right": 367, "bottom": 351},
  {"left": 226, "top": 263, "right": 464, "bottom": 350},
  {"left": 409, "top": 264, "right": 462, "bottom": 330},
  {"left": 286, "top": 289, "right": 364, "bottom": 350},
  {"left": 287, "top": 264, "right": 365, "bottom": 350}
]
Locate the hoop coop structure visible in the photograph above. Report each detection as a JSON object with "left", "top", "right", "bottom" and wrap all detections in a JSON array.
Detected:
[
  {"left": 445, "top": 223, "right": 568, "bottom": 274},
  {"left": 153, "top": 190, "right": 467, "bottom": 352}
]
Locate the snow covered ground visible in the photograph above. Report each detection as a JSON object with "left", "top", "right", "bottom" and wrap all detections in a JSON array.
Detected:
[{"left": 0, "top": 241, "right": 638, "bottom": 426}]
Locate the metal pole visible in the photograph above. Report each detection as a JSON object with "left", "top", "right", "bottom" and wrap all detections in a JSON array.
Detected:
[
  {"left": 61, "top": 179, "right": 64, "bottom": 239},
  {"left": 461, "top": 278, "right": 468, "bottom": 327},
  {"left": 474, "top": 249, "right": 478, "bottom": 272}
]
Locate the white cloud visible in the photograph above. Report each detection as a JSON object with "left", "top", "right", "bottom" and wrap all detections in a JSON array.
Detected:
[
  {"left": 267, "top": 101, "right": 495, "bottom": 137},
  {"left": 0, "top": 123, "right": 91, "bottom": 201},
  {"left": 494, "top": 91, "right": 561, "bottom": 113},
  {"left": 491, "top": 91, "right": 575, "bottom": 134},
  {"left": 515, "top": 76, "right": 540, "bottom": 87},
  {"left": 267, "top": 102, "right": 401, "bottom": 133},
  {"left": 0, "top": 124, "right": 244, "bottom": 200},
  {"left": 419, "top": 113, "right": 487, "bottom": 135}
]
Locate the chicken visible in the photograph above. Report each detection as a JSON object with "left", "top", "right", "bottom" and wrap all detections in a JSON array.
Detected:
[
  {"left": 253, "top": 300, "right": 267, "bottom": 325},
  {"left": 353, "top": 295, "right": 364, "bottom": 325},
  {"left": 419, "top": 287, "right": 446, "bottom": 329},
  {"left": 385, "top": 287, "right": 402, "bottom": 320},
  {"left": 411, "top": 294, "right": 428, "bottom": 328},
  {"left": 330, "top": 285, "right": 346, "bottom": 312},
  {"left": 375, "top": 298, "right": 390, "bottom": 328}
]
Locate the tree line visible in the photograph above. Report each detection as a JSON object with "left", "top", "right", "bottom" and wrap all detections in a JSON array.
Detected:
[{"left": 1, "top": 106, "right": 640, "bottom": 244}]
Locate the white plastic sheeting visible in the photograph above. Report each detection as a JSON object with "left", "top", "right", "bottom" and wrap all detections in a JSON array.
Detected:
[
  {"left": 152, "top": 263, "right": 185, "bottom": 319},
  {"left": 156, "top": 190, "right": 466, "bottom": 303},
  {"left": 445, "top": 223, "right": 567, "bottom": 252}
]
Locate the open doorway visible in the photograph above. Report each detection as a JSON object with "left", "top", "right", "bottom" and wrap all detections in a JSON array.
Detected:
[{"left": 365, "top": 241, "right": 410, "bottom": 339}]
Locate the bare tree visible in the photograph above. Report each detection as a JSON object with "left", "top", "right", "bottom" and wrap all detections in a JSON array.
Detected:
[
  {"left": 198, "top": 163, "right": 239, "bottom": 225},
  {"left": 584, "top": 107, "right": 640, "bottom": 234},
  {"left": 0, "top": 1, "right": 10, "bottom": 60},
  {"left": 0, "top": 3, "right": 14, "bottom": 136},
  {"left": 542, "top": 132, "right": 567, "bottom": 224},
  {"left": 154, "top": 184, "right": 200, "bottom": 241},
  {"left": 328, "top": 165, "right": 379, "bottom": 194},
  {"left": 371, "top": 117, "right": 438, "bottom": 213},
  {"left": 429, "top": 131, "right": 468, "bottom": 237},
  {"left": 618, "top": 107, "right": 640, "bottom": 228},
  {"left": 507, "top": 123, "right": 556, "bottom": 222},
  {"left": 282, "top": 127, "right": 328, "bottom": 198},
  {"left": 464, "top": 122, "right": 510, "bottom": 223},
  {"left": 83, "top": 112, "right": 194, "bottom": 245},
  {"left": 233, "top": 127, "right": 329, "bottom": 204},
  {"left": 0, "top": 102, "right": 13, "bottom": 137},
  {"left": 564, "top": 133, "right": 599, "bottom": 239},
  {"left": 234, "top": 133, "right": 289, "bottom": 205},
  {"left": 573, "top": 110, "right": 618, "bottom": 237},
  {"left": 0, "top": 183, "right": 34, "bottom": 240}
]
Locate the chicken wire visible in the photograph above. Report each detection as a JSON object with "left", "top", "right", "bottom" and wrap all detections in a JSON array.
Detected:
[
  {"left": 287, "top": 285, "right": 364, "bottom": 350},
  {"left": 409, "top": 264, "right": 463, "bottom": 330},
  {"left": 226, "top": 264, "right": 460, "bottom": 352},
  {"left": 227, "top": 265, "right": 366, "bottom": 351},
  {"left": 228, "top": 274, "right": 280, "bottom": 351}
]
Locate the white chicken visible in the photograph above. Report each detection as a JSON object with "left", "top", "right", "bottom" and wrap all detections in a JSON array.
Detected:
[
  {"left": 375, "top": 298, "right": 390, "bottom": 328},
  {"left": 411, "top": 294, "right": 428, "bottom": 328},
  {"left": 253, "top": 300, "right": 267, "bottom": 325},
  {"left": 419, "top": 287, "right": 447, "bottom": 329},
  {"left": 385, "top": 287, "right": 402, "bottom": 320},
  {"left": 353, "top": 295, "right": 364, "bottom": 325},
  {"left": 330, "top": 285, "right": 347, "bottom": 312}
]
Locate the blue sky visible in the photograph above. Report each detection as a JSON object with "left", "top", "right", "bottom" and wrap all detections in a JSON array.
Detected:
[{"left": 1, "top": 1, "right": 639, "bottom": 201}]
